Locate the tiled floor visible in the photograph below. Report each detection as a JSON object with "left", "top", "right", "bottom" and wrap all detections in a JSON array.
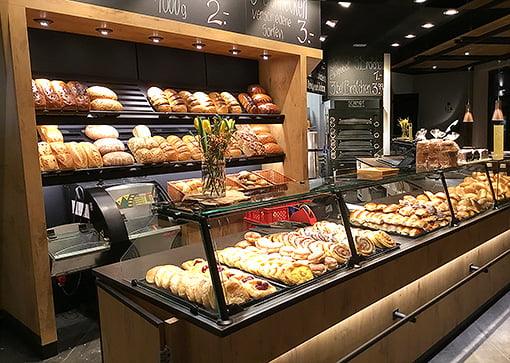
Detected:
[
  {"left": 1, "top": 291, "right": 508, "bottom": 362},
  {"left": 429, "top": 291, "right": 510, "bottom": 363}
]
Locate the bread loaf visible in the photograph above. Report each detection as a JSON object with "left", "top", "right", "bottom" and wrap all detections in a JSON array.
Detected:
[
  {"left": 256, "top": 133, "right": 277, "bottom": 144},
  {"left": 39, "top": 155, "right": 59, "bottom": 172},
  {"left": 94, "top": 138, "right": 125, "bottom": 155},
  {"left": 133, "top": 125, "right": 151, "bottom": 138},
  {"left": 80, "top": 142, "right": 103, "bottom": 168},
  {"left": 67, "top": 81, "right": 90, "bottom": 111},
  {"left": 90, "top": 98, "right": 123, "bottom": 111},
  {"left": 179, "top": 91, "right": 204, "bottom": 113},
  {"left": 84, "top": 125, "right": 119, "bottom": 140},
  {"left": 51, "top": 80, "right": 77, "bottom": 110},
  {"left": 264, "top": 143, "right": 283, "bottom": 154},
  {"left": 166, "top": 135, "right": 191, "bottom": 161},
  {"left": 251, "top": 93, "right": 272, "bottom": 106},
  {"left": 38, "top": 142, "right": 53, "bottom": 156},
  {"left": 163, "top": 89, "right": 188, "bottom": 113},
  {"left": 152, "top": 135, "right": 166, "bottom": 145},
  {"left": 37, "top": 126, "right": 64, "bottom": 143},
  {"left": 220, "top": 92, "right": 243, "bottom": 113},
  {"left": 247, "top": 84, "right": 267, "bottom": 95},
  {"left": 134, "top": 148, "right": 151, "bottom": 164},
  {"left": 66, "top": 142, "right": 88, "bottom": 169},
  {"left": 160, "top": 142, "right": 179, "bottom": 162},
  {"left": 32, "top": 80, "right": 46, "bottom": 110},
  {"left": 148, "top": 148, "right": 165, "bottom": 163},
  {"left": 128, "top": 137, "right": 146, "bottom": 153},
  {"left": 257, "top": 103, "right": 280, "bottom": 114},
  {"left": 181, "top": 135, "right": 202, "bottom": 160},
  {"left": 147, "top": 87, "right": 170, "bottom": 111},
  {"left": 86, "top": 86, "right": 118, "bottom": 100},
  {"left": 193, "top": 92, "right": 216, "bottom": 113},
  {"left": 234, "top": 128, "right": 265, "bottom": 156},
  {"left": 50, "top": 142, "right": 75, "bottom": 169},
  {"left": 237, "top": 93, "right": 258, "bottom": 114},
  {"left": 209, "top": 92, "right": 229, "bottom": 113},
  {"left": 35, "top": 79, "right": 63, "bottom": 109},
  {"left": 102, "top": 152, "right": 134, "bottom": 166}
]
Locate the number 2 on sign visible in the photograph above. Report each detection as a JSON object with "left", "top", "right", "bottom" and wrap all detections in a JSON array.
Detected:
[
  {"left": 297, "top": 19, "right": 308, "bottom": 44},
  {"left": 207, "top": 0, "right": 224, "bottom": 26}
]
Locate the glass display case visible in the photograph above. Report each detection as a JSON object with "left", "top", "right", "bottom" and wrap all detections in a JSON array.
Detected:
[{"left": 95, "top": 160, "right": 508, "bottom": 335}]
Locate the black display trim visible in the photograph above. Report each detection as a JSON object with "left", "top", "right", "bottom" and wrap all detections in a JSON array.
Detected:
[
  {"left": 41, "top": 154, "right": 285, "bottom": 186},
  {"left": 35, "top": 110, "right": 285, "bottom": 125}
]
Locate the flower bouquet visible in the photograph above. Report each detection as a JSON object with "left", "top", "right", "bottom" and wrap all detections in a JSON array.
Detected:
[{"left": 194, "top": 116, "right": 236, "bottom": 198}]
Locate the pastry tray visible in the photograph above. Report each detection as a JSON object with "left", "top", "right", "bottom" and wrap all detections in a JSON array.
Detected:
[
  {"left": 357, "top": 243, "right": 401, "bottom": 263},
  {"left": 349, "top": 220, "right": 448, "bottom": 239}
]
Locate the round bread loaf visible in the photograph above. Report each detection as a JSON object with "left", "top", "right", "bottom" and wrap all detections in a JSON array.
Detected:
[
  {"left": 85, "top": 125, "right": 119, "bottom": 140},
  {"left": 90, "top": 98, "right": 123, "bottom": 111},
  {"left": 102, "top": 151, "right": 134, "bottom": 166},
  {"left": 94, "top": 138, "right": 125, "bottom": 155},
  {"left": 133, "top": 125, "right": 151, "bottom": 138},
  {"left": 86, "top": 86, "right": 118, "bottom": 100}
]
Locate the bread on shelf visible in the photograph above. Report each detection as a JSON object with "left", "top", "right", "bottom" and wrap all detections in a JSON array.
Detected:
[
  {"left": 50, "top": 80, "right": 77, "bottom": 111},
  {"left": 32, "top": 80, "right": 47, "bottom": 110},
  {"left": 179, "top": 91, "right": 204, "bottom": 113},
  {"left": 35, "top": 79, "right": 63, "bottom": 110},
  {"left": 209, "top": 92, "right": 229, "bottom": 113},
  {"left": 193, "top": 92, "right": 216, "bottom": 113},
  {"left": 86, "top": 86, "right": 118, "bottom": 100},
  {"left": 237, "top": 93, "right": 258, "bottom": 114},
  {"left": 94, "top": 138, "right": 125, "bottom": 155},
  {"left": 90, "top": 98, "right": 123, "bottom": 111},
  {"left": 102, "top": 151, "right": 134, "bottom": 166},
  {"left": 37, "top": 125, "right": 64, "bottom": 143},
  {"left": 162, "top": 89, "right": 187, "bottom": 113},
  {"left": 84, "top": 125, "right": 119, "bottom": 140},
  {"left": 67, "top": 81, "right": 90, "bottom": 111},
  {"left": 220, "top": 92, "right": 243, "bottom": 113},
  {"left": 65, "top": 142, "right": 88, "bottom": 169},
  {"left": 80, "top": 142, "right": 103, "bottom": 168}
]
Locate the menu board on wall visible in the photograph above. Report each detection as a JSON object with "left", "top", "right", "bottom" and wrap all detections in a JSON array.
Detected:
[
  {"left": 307, "top": 61, "right": 327, "bottom": 95},
  {"left": 73, "top": 0, "right": 321, "bottom": 48},
  {"left": 328, "top": 56, "right": 384, "bottom": 97}
]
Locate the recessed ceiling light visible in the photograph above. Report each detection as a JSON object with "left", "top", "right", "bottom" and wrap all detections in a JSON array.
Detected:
[
  {"left": 405, "top": 34, "right": 416, "bottom": 39},
  {"left": 34, "top": 18, "right": 53, "bottom": 27},
  {"left": 432, "top": 65, "right": 438, "bottom": 69},
  {"left": 229, "top": 47, "right": 241, "bottom": 55},
  {"left": 465, "top": 51, "right": 470, "bottom": 56},
  {"left": 260, "top": 51, "right": 271, "bottom": 61},
  {"left": 320, "top": 35, "right": 328, "bottom": 42},
  {"left": 192, "top": 41, "right": 206, "bottom": 50},
  {"left": 415, "top": 0, "right": 427, "bottom": 3},
  {"left": 338, "top": 2, "right": 351, "bottom": 8},
  {"left": 325, "top": 20, "right": 338, "bottom": 28},
  {"left": 353, "top": 43, "right": 367, "bottom": 48},
  {"left": 149, "top": 35, "right": 163, "bottom": 43},
  {"left": 391, "top": 43, "right": 400, "bottom": 47},
  {"left": 422, "top": 23, "right": 435, "bottom": 29},
  {"left": 96, "top": 27, "right": 113, "bottom": 36},
  {"left": 443, "top": 9, "right": 459, "bottom": 15}
]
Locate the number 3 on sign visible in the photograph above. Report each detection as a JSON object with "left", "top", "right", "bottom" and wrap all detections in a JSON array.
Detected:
[
  {"left": 207, "top": 0, "right": 224, "bottom": 26},
  {"left": 297, "top": 19, "right": 308, "bottom": 44}
]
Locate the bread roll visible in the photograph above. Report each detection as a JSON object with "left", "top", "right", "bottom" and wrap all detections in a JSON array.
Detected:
[
  {"left": 50, "top": 142, "right": 75, "bottom": 169},
  {"left": 251, "top": 93, "right": 272, "bottom": 105},
  {"left": 209, "top": 92, "right": 229, "bottom": 113},
  {"left": 193, "top": 92, "right": 216, "bottom": 113},
  {"left": 179, "top": 91, "right": 204, "bottom": 113},
  {"left": 257, "top": 103, "right": 280, "bottom": 114},
  {"left": 247, "top": 84, "right": 267, "bottom": 95},
  {"left": 102, "top": 152, "right": 134, "bottom": 166},
  {"left": 128, "top": 137, "right": 146, "bottom": 153},
  {"left": 67, "top": 81, "right": 90, "bottom": 111},
  {"left": 38, "top": 142, "right": 52, "bottom": 156},
  {"left": 148, "top": 148, "right": 165, "bottom": 163},
  {"left": 264, "top": 143, "right": 283, "bottom": 154},
  {"left": 90, "top": 98, "right": 123, "bottom": 111},
  {"left": 237, "top": 93, "right": 258, "bottom": 114},
  {"left": 86, "top": 86, "right": 118, "bottom": 100},
  {"left": 94, "top": 138, "right": 125, "bottom": 155},
  {"left": 65, "top": 142, "right": 88, "bottom": 169},
  {"left": 134, "top": 148, "right": 151, "bottom": 164},
  {"left": 133, "top": 125, "right": 151, "bottom": 138},
  {"left": 37, "top": 126, "right": 64, "bottom": 143},
  {"left": 163, "top": 89, "right": 187, "bottom": 113},
  {"left": 84, "top": 125, "right": 119, "bottom": 140},
  {"left": 220, "top": 92, "right": 243, "bottom": 113},
  {"left": 166, "top": 135, "right": 192, "bottom": 161},
  {"left": 152, "top": 135, "right": 166, "bottom": 145},
  {"left": 32, "top": 80, "right": 46, "bottom": 110},
  {"left": 50, "top": 80, "right": 77, "bottom": 110},
  {"left": 39, "top": 155, "right": 59, "bottom": 172},
  {"left": 147, "top": 87, "right": 169, "bottom": 110},
  {"left": 80, "top": 142, "right": 103, "bottom": 168},
  {"left": 160, "top": 142, "right": 178, "bottom": 162},
  {"left": 35, "top": 79, "right": 63, "bottom": 109},
  {"left": 256, "top": 133, "right": 277, "bottom": 144}
]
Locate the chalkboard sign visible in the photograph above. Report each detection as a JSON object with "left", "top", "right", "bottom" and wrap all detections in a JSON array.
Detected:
[
  {"left": 307, "top": 60, "right": 326, "bottom": 95},
  {"left": 73, "top": 0, "right": 320, "bottom": 48},
  {"left": 328, "top": 56, "right": 384, "bottom": 97}
]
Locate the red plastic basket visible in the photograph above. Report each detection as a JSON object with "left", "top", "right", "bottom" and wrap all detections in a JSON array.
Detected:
[{"left": 244, "top": 202, "right": 301, "bottom": 227}]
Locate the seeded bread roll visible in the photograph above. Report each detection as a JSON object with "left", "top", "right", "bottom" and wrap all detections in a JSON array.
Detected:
[
  {"left": 94, "top": 138, "right": 125, "bottom": 155},
  {"left": 163, "top": 89, "right": 188, "bottom": 113},
  {"left": 35, "top": 79, "right": 63, "bottom": 110},
  {"left": 37, "top": 125, "right": 64, "bottom": 143},
  {"left": 84, "top": 125, "right": 119, "bottom": 140},
  {"left": 86, "top": 86, "right": 118, "bottom": 100},
  {"left": 67, "top": 81, "right": 90, "bottom": 111},
  {"left": 90, "top": 98, "right": 123, "bottom": 111},
  {"left": 38, "top": 142, "right": 53, "bottom": 156},
  {"left": 51, "top": 80, "right": 77, "bottom": 110},
  {"left": 220, "top": 92, "right": 243, "bottom": 113},
  {"left": 32, "top": 80, "right": 46, "bottom": 110},
  {"left": 102, "top": 151, "right": 134, "bottom": 166},
  {"left": 209, "top": 92, "right": 229, "bottom": 113},
  {"left": 79, "top": 142, "right": 103, "bottom": 168}
]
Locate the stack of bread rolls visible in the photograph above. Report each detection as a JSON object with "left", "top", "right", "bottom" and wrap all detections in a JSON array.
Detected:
[
  {"left": 85, "top": 125, "right": 133, "bottom": 166},
  {"left": 37, "top": 125, "right": 103, "bottom": 171},
  {"left": 147, "top": 87, "right": 187, "bottom": 112},
  {"left": 233, "top": 126, "right": 266, "bottom": 157},
  {"left": 238, "top": 85, "right": 280, "bottom": 114},
  {"left": 128, "top": 125, "right": 182, "bottom": 164},
  {"left": 251, "top": 125, "right": 283, "bottom": 154}
]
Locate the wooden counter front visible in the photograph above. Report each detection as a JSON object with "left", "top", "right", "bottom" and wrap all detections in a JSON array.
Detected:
[{"left": 96, "top": 207, "right": 510, "bottom": 363}]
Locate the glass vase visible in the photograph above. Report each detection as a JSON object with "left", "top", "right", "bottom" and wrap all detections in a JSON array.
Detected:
[{"left": 201, "top": 157, "right": 226, "bottom": 198}]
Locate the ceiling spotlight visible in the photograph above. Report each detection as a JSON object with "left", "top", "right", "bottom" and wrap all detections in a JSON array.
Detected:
[
  {"left": 192, "top": 41, "right": 206, "bottom": 50},
  {"left": 96, "top": 27, "right": 113, "bottom": 36},
  {"left": 465, "top": 51, "right": 470, "bottom": 56},
  {"left": 320, "top": 35, "right": 328, "bottom": 42},
  {"left": 353, "top": 43, "right": 367, "bottom": 48},
  {"left": 325, "top": 20, "right": 338, "bottom": 28},
  {"left": 432, "top": 65, "right": 438, "bottom": 69},
  {"left": 391, "top": 43, "right": 400, "bottom": 47},
  {"left": 443, "top": 9, "right": 459, "bottom": 16},
  {"left": 34, "top": 18, "right": 53, "bottom": 27},
  {"left": 260, "top": 51, "right": 271, "bottom": 61},
  {"left": 149, "top": 35, "right": 163, "bottom": 43},
  {"left": 405, "top": 34, "right": 416, "bottom": 39},
  {"left": 421, "top": 23, "right": 435, "bottom": 29},
  {"left": 414, "top": 0, "right": 427, "bottom": 3},
  {"left": 229, "top": 47, "right": 241, "bottom": 55},
  {"left": 338, "top": 2, "right": 351, "bottom": 8}
]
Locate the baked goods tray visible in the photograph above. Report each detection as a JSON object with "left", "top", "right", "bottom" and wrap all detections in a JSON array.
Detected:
[
  {"left": 132, "top": 274, "right": 288, "bottom": 319},
  {"left": 357, "top": 243, "right": 401, "bottom": 263},
  {"left": 349, "top": 221, "right": 448, "bottom": 239}
]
